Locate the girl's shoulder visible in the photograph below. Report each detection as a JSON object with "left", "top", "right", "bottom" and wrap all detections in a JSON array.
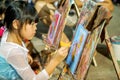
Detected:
[{"left": 0, "top": 42, "right": 28, "bottom": 56}]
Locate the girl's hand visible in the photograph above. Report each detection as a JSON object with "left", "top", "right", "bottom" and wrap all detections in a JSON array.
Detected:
[
  {"left": 45, "top": 47, "right": 69, "bottom": 76},
  {"left": 53, "top": 47, "right": 69, "bottom": 64}
]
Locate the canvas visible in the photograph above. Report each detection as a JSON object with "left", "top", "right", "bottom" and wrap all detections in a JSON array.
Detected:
[
  {"left": 76, "top": 0, "right": 97, "bottom": 29},
  {"left": 47, "top": 10, "right": 61, "bottom": 48},
  {"left": 46, "top": 0, "right": 71, "bottom": 49},
  {"left": 76, "top": 8, "right": 108, "bottom": 79},
  {"left": 76, "top": 21, "right": 106, "bottom": 80},
  {"left": 65, "top": 24, "right": 89, "bottom": 74},
  {"left": 75, "top": 32, "right": 95, "bottom": 80}
]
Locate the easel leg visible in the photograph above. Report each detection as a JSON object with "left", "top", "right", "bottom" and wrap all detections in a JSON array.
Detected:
[
  {"left": 92, "top": 50, "right": 98, "bottom": 67},
  {"left": 93, "top": 56, "right": 97, "bottom": 67},
  {"left": 105, "top": 29, "right": 120, "bottom": 79},
  {"left": 73, "top": 2, "right": 80, "bottom": 17}
]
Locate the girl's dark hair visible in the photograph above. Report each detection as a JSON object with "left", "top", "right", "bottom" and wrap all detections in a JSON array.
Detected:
[{"left": 4, "top": 1, "right": 39, "bottom": 31}]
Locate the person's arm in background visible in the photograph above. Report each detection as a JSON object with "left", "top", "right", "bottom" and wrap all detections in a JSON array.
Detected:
[
  {"left": 74, "top": 0, "right": 114, "bottom": 12},
  {"left": 97, "top": 0, "right": 114, "bottom": 12}
]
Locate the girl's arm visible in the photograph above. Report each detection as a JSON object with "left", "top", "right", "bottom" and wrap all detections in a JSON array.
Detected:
[
  {"left": 7, "top": 47, "right": 68, "bottom": 80},
  {"left": 45, "top": 47, "right": 69, "bottom": 75}
]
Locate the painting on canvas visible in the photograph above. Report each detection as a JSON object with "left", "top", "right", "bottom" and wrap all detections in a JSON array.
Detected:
[
  {"left": 65, "top": 24, "right": 89, "bottom": 74},
  {"left": 46, "top": 10, "right": 61, "bottom": 48}
]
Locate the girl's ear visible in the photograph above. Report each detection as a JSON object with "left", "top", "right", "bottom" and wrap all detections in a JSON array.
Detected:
[{"left": 12, "top": 20, "right": 19, "bottom": 29}]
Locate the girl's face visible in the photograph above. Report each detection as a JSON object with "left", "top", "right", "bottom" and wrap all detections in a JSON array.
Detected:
[{"left": 20, "top": 22, "right": 37, "bottom": 40}]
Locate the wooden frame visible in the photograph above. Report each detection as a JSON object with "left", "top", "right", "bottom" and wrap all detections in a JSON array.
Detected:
[{"left": 105, "top": 29, "right": 120, "bottom": 79}]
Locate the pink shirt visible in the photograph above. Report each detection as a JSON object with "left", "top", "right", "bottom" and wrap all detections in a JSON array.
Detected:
[{"left": 0, "top": 26, "right": 5, "bottom": 37}]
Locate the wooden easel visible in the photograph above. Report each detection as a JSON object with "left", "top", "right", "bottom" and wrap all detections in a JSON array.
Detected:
[
  {"left": 57, "top": 0, "right": 100, "bottom": 80},
  {"left": 73, "top": 0, "right": 98, "bottom": 67},
  {"left": 33, "top": 0, "right": 120, "bottom": 80},
  {"left": 105, "top": 29, "right": 120, "bottom": 79},
  {"left": 37, "top": 0, "right": 120, "bottom": 80},
  {"left": 57, "top": 0, "right": 120, "bottom": 80}
]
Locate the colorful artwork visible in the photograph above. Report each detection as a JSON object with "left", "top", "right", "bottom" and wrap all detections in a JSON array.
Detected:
[
  {"left": 65, "top": 24, "right": 89, "bottom": 74},
  {"left": 47, "top": 10, "right": 61, "bottom": 47},
  {"left": 45, "top": 0, "right": 72, "bottom": 49},
  {"left": 76, "top": 32, "right": 95, "bottom": 80},
  {"left": 76, "top": 20, "right": 107, "bottom": 80},
  {"left": 63, "top": 1, "right": 109, "bottom": 80},
  {"left": 76, "top": 0, "right": 97, "bottom": 28}
]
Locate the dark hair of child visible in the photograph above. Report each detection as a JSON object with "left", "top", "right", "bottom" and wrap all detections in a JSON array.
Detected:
[
  {"left": 4, "top": 0, "right": 39, "bottom": 32},
  {"left": 0, "top": 0, "right": 6, "bottom": 27}
]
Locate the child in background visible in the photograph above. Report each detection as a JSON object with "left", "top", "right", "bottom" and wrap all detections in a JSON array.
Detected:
[
  {"left": 0, "top": 0, "right": 13, "bottom": 38},
  {"left": 0, "top": 0, "right": 6, "bottom": 38},
  {"left": 0, "top": 1, "right": 68, "bottom": 80}
]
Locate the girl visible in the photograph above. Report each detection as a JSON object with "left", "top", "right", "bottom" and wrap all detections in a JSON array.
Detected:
[{"left": 0, "top": 1, "right": 68, "bottom": 80}]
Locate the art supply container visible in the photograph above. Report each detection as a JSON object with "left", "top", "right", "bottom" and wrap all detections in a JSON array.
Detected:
[{"left": 110, "top": 35, "right": 120, "bottom": 61}]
